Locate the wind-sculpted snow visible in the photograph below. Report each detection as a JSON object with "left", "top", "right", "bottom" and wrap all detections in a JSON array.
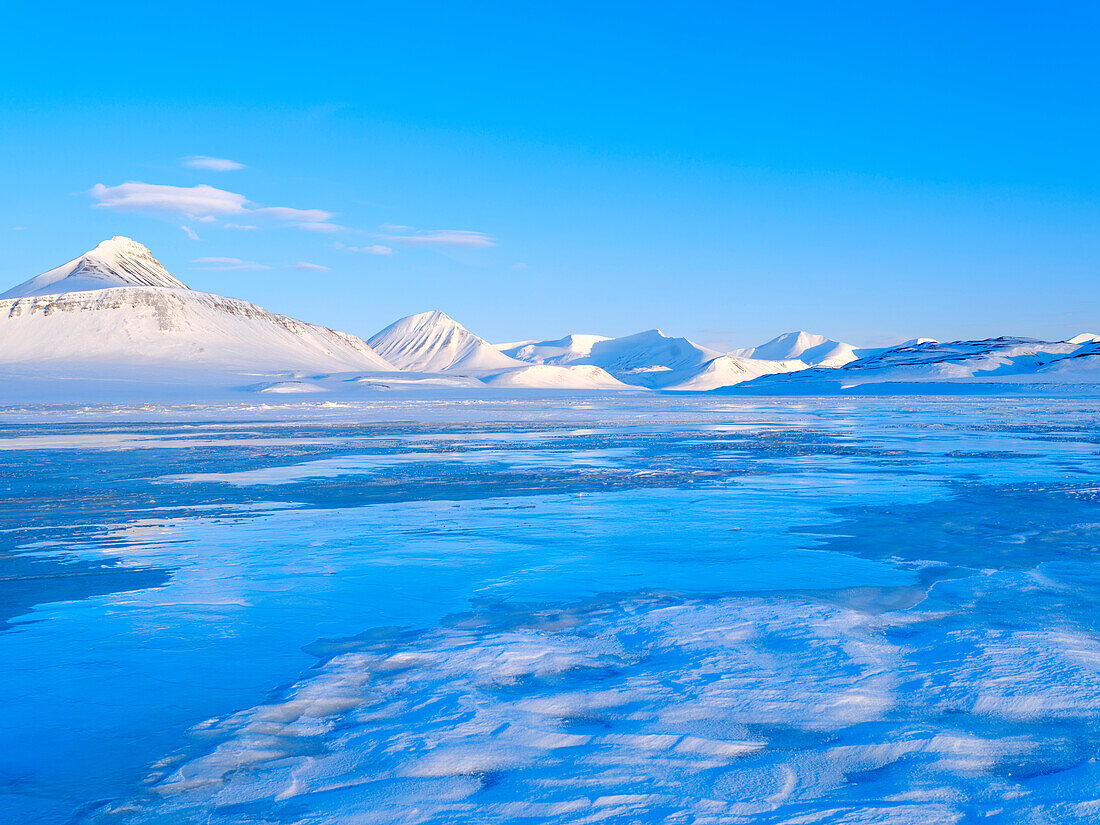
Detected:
[{"left": 4, "top": 397, "right": 1100, "bottom": 824}]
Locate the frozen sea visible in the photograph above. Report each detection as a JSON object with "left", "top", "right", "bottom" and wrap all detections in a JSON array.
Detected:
[{"left": 2, "top": 395, "right": 1100, "bottom": 824}]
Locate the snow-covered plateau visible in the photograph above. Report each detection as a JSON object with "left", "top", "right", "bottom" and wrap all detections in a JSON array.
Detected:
[{"left": 3, "top": 237, "right": 1097, "bottom": 401}]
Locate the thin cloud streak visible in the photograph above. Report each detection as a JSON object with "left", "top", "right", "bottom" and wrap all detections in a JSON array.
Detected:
[
  {"left": 191, "top": 256, "right": 271, "bottom": 271},
  {"left": 385, "top": 229, "right": 497, "bottom": 248},
  {"left": 337, "top": 242, "right": 393, "bottom": 255},
  {"left": 182, "top": 156, "right": 245, "bottom": 171}
]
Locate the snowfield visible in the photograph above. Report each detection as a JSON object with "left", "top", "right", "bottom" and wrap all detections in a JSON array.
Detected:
[{"left": 481, "top": 363, "right": 630, "bottom": 389}]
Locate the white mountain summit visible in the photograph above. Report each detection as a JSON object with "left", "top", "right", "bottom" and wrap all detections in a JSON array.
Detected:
[
  {"left": 0, "top": 237, "right": 394, "bottom": 372},
  {"left": 748, "top": 331, "right": 858, "bottom": 367},
  {"left": 1, "top": 236, "right": 189, "bottom": 299}
]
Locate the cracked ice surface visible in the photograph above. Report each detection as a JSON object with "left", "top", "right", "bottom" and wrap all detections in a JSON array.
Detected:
[{"left": 1, "top": 396, "right": 1099, "bottom": 824}]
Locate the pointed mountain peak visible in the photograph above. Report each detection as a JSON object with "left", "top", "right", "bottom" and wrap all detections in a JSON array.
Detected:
[
  {"left": 367, "top": 310, "right": 522, "bottom": 372},
  {"left": 2, "top": 236, "right": 189, "bottom": 300},
  {"left": 413, "top": 309, "right": 461, "bottom": 326},
  {"left": 88, "top": 235, "right": 153, "bottom": 257}
]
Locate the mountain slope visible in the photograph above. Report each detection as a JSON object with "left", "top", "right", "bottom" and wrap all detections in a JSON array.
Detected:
[
  {"left": 2, "top": 236, "right": 189, "bottom": 299},
  {"left": 576, "top": 329, "right": 724, "bottom": 388},
  {"left": 0, "top": 288, "right": 395, "bottom": 371},
  {"left": 367, "top": 311, "right": 523, "bottom": 372},
  {"left": 666, "top": 355, "right": 808, "bottom": 391},
  {"left": 750, "top": 331, "right": 858, "bottom": 367},
  {"left": 501, "top": 334, "right": 610, "bottom": 365},
  {"left": 0, "top": 238, "right": 394, "bottom": 372}
]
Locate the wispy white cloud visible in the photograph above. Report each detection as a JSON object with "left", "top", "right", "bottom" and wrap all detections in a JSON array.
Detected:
[
  {"left": 224, "top": 223, "right": 259, "bottom": 230},
  {"left": 90, "top": 182, "right": 342, "bottom": 233},
  {"left": 294, "top": 262, "right": 331, "bottom": 271},
  {"left": 91, "top": 182, "right": 248, "bottom": 220},
  {"left": 379, "top": 222, "right": 413, "bottom": 231},
  {"left": 253, "top": 207, "right": 343, "bottom": 233},
  {"left": 181, "top": 225, "right": 201, "bottom": 241},
  {"left": 294, "top": 221, "right": 344, "bottom": 233},
  {"left": 385, "top": 229, "right": 497, "bottom": 248},
  {"left": 511, "top": 262, "right": 528, "bottom": 269},
  {"left": 338, "top": 243, "right": 393, "bottom": 255},
  {"left": 11, "top": 226, "right": 25, "bottom": 231},
  {"left": 192, "top": 256, "right": 271, "bottom": 271},
  {"left": 183, "top": 156, "right": 245, "bottom": 171},
  {"left": 254, "top": 206, "right": 333, "bottom": 223}
]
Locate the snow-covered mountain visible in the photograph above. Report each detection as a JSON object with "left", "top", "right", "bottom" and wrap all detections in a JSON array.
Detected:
[
  {"left": 500, "top": 334, "right": 610, "bottom": 365},
  {"left": 748, "top": 331, "right": 858, "bottom": 367},
  {"left": 731, "top": 336, "right": 1100, "bottom": 391},
  {"left": 571, "top": 329, "right": 724, "bottom": 388},
  {"left": 2, "top": 236, "right": 189, "bottom": 298},
  {"left": 367, "top": 311, "right": 524, "bottom": 372},
  {"left": 0, "top": 237, "right": 394, "bottom": 372},
  {"left": 6, "top": 237, "right": 1096, "bottom": 398}
]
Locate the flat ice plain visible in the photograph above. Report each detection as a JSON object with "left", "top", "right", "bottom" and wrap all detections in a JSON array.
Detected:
[{"left": 3, "top": 394, "right": 1100, "bottom": 824}]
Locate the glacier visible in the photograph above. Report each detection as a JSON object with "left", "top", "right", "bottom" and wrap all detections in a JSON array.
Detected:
[{"left": 3, "top": 395, "right": 1100, "bottom": 824}]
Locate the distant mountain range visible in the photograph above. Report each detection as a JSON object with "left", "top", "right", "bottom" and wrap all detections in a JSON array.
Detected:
[
  {"left": 729, "top": 335, "right": 1100, "bottom": 393},
  {"left": 2, "top": 237, "right": 1097, "bottom": 396}
]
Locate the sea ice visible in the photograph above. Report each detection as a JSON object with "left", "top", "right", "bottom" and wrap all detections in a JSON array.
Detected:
[{"left": 1, "top": 396, "right": 1099, "bottom": 824}]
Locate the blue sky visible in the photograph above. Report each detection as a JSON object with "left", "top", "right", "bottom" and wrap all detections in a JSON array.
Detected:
[{"left": 3, "top": 1, "right": 1098, "bottom": 348}]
